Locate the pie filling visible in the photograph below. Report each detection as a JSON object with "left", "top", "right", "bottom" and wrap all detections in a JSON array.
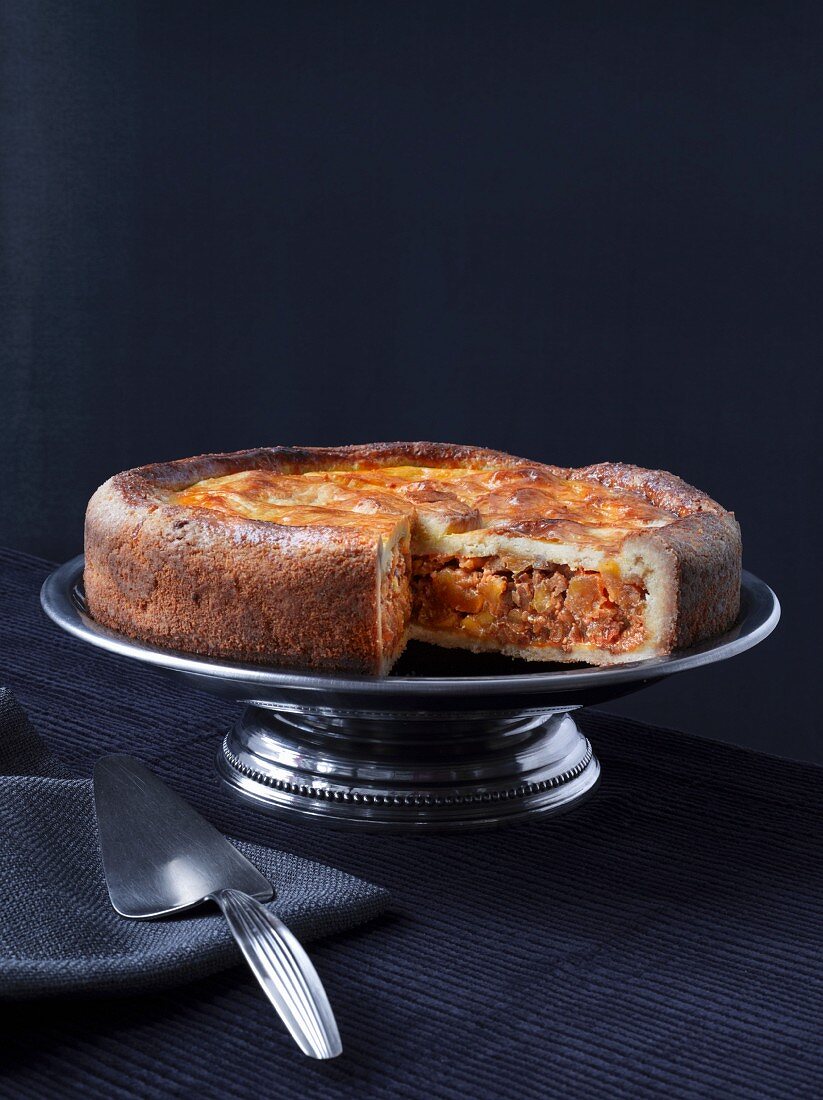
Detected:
[{"left": 408, "top": 554, "right": 647, "bottom": 654}]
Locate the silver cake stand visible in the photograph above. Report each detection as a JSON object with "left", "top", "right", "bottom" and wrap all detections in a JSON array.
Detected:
[{"left": 41, "top": 557, "right": 779, "bottom": 831}]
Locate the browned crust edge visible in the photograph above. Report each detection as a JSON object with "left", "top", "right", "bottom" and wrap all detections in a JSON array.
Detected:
[
  {"left": 84, "top": 444, "right": 741, "bottom": 672},
  {"left": 572, "top": 462, "right": 741, "bottom": 650}
]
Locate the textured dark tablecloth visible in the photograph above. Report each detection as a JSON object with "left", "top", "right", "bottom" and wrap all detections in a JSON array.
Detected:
[{"left": 1, "top": 547, "right": 820, "bottom": 1099}]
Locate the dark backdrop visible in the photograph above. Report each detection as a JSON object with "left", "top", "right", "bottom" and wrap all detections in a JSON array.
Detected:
[{"left": 2, "top": 2, "right": 821, "bottom": 760}]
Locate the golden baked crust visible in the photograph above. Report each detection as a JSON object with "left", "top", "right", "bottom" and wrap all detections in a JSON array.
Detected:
[{"left": 84, "top": 443, "right": 742, "bottom": 673}]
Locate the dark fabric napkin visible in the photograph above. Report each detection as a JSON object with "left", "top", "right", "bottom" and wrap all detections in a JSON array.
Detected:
[{"left": 0, "top": 687, "right": 389, "bottom": 998}]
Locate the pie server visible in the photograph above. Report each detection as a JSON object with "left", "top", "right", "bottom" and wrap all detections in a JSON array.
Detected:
[{"left": 93, "top": 754, "right": 342, "bottom": 1059}]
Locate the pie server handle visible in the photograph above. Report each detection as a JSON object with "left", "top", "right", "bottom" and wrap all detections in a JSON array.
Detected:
[{"left": 212, "top": 888, "right": 342, "bottom": 1059}]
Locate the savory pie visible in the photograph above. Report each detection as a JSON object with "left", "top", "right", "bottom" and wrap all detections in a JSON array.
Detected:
[{"left": 84, "top": 443, "right": 741, "bottom": 673}]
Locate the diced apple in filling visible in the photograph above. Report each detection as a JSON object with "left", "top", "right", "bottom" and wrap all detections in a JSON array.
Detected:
[{"left": 411, "top": 554, "right": 646, "bottom": 654}]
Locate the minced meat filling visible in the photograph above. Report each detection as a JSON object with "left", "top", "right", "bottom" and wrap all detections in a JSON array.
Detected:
[{"left": 411, "top": 554, "right": 646, "bottom": 653}]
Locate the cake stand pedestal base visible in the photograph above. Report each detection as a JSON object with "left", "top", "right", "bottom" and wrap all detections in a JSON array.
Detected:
[{"left": 217, "top": 704, "right": 600, "bottom": 830}]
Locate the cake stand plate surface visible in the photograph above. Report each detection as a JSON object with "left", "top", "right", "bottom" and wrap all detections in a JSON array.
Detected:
[{"left": 41, "top": 558, "right": 779, "bottom": 831}]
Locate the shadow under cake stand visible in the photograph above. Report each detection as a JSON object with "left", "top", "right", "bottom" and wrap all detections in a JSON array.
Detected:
[{"left": 41, "top": 558, "right": 779, "bottom": 831}]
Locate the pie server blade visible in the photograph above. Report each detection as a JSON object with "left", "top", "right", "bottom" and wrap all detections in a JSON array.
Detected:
[
  {"left": 93, "top": 754, "right": 342, "bottom": 1058},
  {"left": 93, "top": 753, "right": 271, "bottom": 918}
]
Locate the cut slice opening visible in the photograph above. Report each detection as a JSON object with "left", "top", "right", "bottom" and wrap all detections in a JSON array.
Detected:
[
  {"left": 380, "top": 546, "right": 651, "bottom": 669},
  {"left": 379, "top": 541, "right": 413, "bottom": 666}
]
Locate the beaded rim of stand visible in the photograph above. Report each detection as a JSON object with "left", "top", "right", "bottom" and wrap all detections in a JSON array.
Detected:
[{"left": 222, "top": 736, "right": 593, "bottom": 807}]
